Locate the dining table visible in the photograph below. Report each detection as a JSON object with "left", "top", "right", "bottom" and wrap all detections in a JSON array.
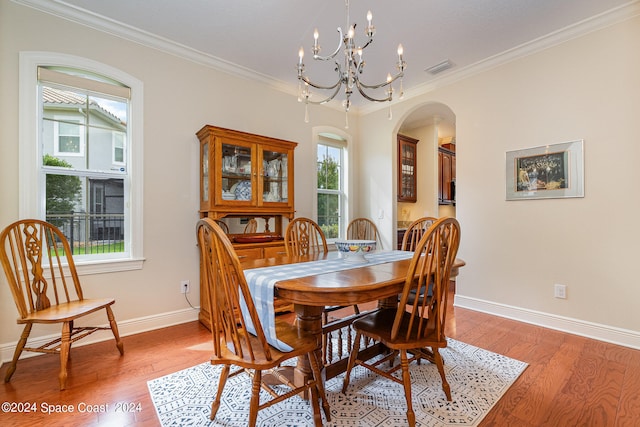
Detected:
[{"left": 240, "top": 249, "right": 466, "bottom": 392}]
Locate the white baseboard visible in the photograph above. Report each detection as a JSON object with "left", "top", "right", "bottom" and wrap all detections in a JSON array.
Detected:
[
  {"left": 1, "top": 307, "right": 200, "bottom": 364},
  {"left": 454, "top": 294, "right": 640, "bottom": 350}
]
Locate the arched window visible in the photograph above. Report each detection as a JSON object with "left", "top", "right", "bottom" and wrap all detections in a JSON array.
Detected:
[{"left": 19, "top": 52, "right": 144, "bottom": 273}]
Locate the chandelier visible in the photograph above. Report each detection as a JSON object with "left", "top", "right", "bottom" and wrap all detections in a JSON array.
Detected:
[{"left": 296, "top": 0, "right": 406, "bottom": 127}]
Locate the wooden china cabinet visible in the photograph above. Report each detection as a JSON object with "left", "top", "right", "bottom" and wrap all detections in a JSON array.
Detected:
[{"left": 196, "top": 125, "right": 298, "bottom": 329}]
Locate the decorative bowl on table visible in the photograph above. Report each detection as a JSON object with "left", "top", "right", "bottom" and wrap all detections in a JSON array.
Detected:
[{"left": 334, "top": 240, "right": 376, "bottom": 262}]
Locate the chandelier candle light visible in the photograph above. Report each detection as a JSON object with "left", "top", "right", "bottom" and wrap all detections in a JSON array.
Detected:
[{"left": 297, "top": 0, "right": 406, "bottom": 127}]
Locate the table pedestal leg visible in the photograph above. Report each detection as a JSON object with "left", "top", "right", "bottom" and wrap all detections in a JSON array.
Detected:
[
  {"left": 293, "top": 304, "right": 324, "bottom": 399},
  {"left": 378, "top": 295, "right": 398, "bottom": 310}
]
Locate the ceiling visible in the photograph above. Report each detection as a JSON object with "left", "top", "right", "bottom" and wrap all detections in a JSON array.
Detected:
[{"left": 27, "top": 0, "right": 635, "bottom": 122}]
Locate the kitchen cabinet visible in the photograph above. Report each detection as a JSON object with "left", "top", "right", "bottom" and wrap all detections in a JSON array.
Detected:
[
  {"left": 397, "top": 134, "right": 419, "bottom": 202},
  {"left": 438, "top": 145, "right": 456, "bottom": 205}
]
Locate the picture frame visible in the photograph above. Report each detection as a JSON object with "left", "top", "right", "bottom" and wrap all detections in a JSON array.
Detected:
[{"left": 505, "top": 140, "right": 584, "bottom": 201}]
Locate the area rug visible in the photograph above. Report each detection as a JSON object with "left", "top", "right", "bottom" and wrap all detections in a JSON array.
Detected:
[{"left": 147, "top": 339, "right": 527, "bottom": 426}]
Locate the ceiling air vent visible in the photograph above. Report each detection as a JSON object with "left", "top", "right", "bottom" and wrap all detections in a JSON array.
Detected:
[{"left": 425, "top": 60, "right": 453, "bottom": 75}]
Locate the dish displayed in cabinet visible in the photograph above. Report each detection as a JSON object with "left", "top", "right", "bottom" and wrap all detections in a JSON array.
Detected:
[{"left": 234, "top": 180, "right": 252, "bottom": 200}]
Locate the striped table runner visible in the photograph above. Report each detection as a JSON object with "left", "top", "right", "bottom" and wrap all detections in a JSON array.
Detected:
[{"left": 241, "top": 250, "right": 414, "bottom": 351}]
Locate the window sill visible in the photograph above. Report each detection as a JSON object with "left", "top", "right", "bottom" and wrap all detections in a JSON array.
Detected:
[{"left": 74, "top": 257, "right": 145, "bottom": 276}]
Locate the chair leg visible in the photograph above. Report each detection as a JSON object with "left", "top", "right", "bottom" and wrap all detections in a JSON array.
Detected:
[
  {"left": 433, "top": 348, "right": 451, "bottom": 400},
  {"left": 105, "top": 306, "right": 124, "bottom": 355},
  {"left": 248, "top": 369, "right": 262, "bottom": 427},
  {"left": 308, "top": 350, "right": 331, "bottom": 422},
  {"left": 341, "top": 331, "right": 362, "bottom": 393},
  {"left": 308, "top": 375, "right": 322, "bottom": 427},
  {"left": 4, "top": 323, "right": 32, "bottom": 383},
  {"left": 400, "top": 350, "right": 416, "bottom": 427},
  {"left": 210, "top": 365, "right": 230, "bottom": 420},
  {"left": 59, "top": 321, "right": 72, "bottom": 390}
]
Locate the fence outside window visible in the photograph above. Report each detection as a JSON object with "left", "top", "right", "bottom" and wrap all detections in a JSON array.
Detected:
[{"left": 46, "top": 212, "right": 124, "bottom": 254}]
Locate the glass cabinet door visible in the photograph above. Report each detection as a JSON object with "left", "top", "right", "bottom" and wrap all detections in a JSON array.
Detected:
[
  {"left": 261, "top": 147, "right": 289, "bottom": 204},
  {"left": 220, "top": 142, "right": 254, "bottom": 202},
  {"left": 397, "top": 134, "right": 419, "bottom": 203},
  {"left": 201, "top": 141, "right": 209, "bottom": 205}
]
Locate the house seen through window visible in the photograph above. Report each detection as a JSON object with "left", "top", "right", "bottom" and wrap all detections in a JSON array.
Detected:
[{"left": 39, "top": 66, "right": 129, "bottom": 257}]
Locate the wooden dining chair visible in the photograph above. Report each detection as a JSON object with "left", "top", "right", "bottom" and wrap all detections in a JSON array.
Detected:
[
  {"left": 213, "top": 219, "right": 229, "bottom": 234},
  {"left": 347, "top": 217, "right": 381, "bottom": 248},
  {"left": 342, "top": 217, "right": 461, "bottom": 427},
  {"left": 196, "top": 218, "right": 330, "bottom": 427},
  {"left": 284, "top": 217, "right": 328, "bottom": 257},
  {"left": 0, "top": 219, "right": 124, "bottom": 390},
  {"left": 400, "top": 217, "right": 439, "bottom": 305},
  {"left": 401, "top": 216, "right": 438, "bottom": 251},
  {"left": 243, "top": 218, "right": 258, "bottom": 234}
]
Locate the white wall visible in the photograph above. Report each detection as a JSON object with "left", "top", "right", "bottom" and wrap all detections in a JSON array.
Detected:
[
  {"left": 0, "top": 2, "right": 349, "bottom": 358},
  {"left": 358, "top": 14, "right": 640, "bottom": 347}
]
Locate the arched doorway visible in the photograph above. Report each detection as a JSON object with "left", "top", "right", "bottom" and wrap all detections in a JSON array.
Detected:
[{"left": 395, "top": 103, "right": 456, "bottom": 246}]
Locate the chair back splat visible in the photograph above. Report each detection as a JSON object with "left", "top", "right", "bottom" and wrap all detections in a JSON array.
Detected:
[
  {"left": 196, "top": 218, "right": 330, "bottom": 426},
  {"left": 3, "top": 220, "right": 83, "bottom": 315},
  {"left": 284, "top": 217, "right": 328, "bottom": 257},
  {"left": 342, "top": 217, "right": 461, "bottom": 427},
  {"left": 0, "top": 219, "right": 124, "bottom": 390}
]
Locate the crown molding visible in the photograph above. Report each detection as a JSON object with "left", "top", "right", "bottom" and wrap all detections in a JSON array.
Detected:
[
  {"left": 14, "top": 0, "right": 640, "bottom": 117},
  {"left": 12, "top": 0, "right": 293, "bottom": 93}
]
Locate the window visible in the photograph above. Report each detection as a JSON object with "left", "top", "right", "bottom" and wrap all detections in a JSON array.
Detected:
[
  {"left": 20, "top": 52, "right": 144, "bottom": 273},
  {"left": 316, "top": 133, "right": 347, "bottom": 240},
  {"left": 54, "top": 117, "right": 84, "bottom": 156},
  {"left": 113, "top": 131, "right": 125, "bottom": 164}
]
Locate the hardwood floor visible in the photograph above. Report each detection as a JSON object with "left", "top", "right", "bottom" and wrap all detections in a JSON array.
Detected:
[{"left": 1, "top": 295, "right": 639, "bottom": 426}]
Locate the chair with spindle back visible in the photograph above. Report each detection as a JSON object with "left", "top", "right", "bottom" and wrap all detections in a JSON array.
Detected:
[
  {"left": 401, "top": 216, "right": 439, "bottom": 305},
  {"left": 347, "top": 217, "right": 381, "bottom": 248},
  {"left": 342, "top": 217, "right": 461, "bottom": 427},
  {"left": 197, "top": 218, "right": 330, "bottom": 426},
  {"left": 0, "top": 219, "right": 124, "bottom": 390},
  {"left": 283, "top": 217, "right": 328, "bottom": 257},
  {"left": 400, "top": 216, "right": 438, "bottom": 251},
  {"left": 213, "top": 219, "right": 229, "bottom": 234},
  {"left": 243, "top": 218, "right": 258, "bottom": 234}
]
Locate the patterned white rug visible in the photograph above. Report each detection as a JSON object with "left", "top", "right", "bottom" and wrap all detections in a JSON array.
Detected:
[{"left": 147, "top": 339, "right": 526, "bottom": 427}]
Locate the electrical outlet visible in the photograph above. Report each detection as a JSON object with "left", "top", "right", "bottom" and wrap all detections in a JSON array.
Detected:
[
  {"left": 180, "top": 280, "right": 190, "bottom": 294},
  {"left": 554, "top": 283, "right": 566, "bottom": 299}
]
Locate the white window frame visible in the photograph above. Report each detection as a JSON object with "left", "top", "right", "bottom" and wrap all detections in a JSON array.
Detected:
[
  {"left": 313, "top": 127, "right": 350, "bottom": 242},
  {"left": 19, "top": 52, "right": 144, "bottom": 274}
]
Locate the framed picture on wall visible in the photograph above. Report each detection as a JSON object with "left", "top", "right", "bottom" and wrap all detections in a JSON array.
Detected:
[{"left": 506, "top": 140, "right": 584, "bottom": 200}]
